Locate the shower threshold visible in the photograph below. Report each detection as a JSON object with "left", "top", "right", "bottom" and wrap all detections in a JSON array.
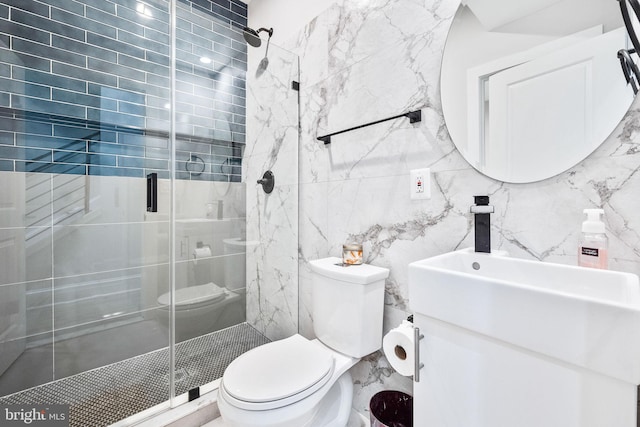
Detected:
[{"left": 0, "top": 323, "right": 269, "bottom": 427}]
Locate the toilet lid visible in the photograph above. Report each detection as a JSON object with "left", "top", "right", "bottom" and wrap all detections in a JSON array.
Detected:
[
  {"left": 157, "top": 283, "right": 226, "bottom": 307},
  {"left": 223, "top": 334, "right": 335, "bottom": 404}
]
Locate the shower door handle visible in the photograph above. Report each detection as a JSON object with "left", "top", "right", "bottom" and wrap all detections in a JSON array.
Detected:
[{"left": 147, "top": 173, "right": 158, "bottom": 212}]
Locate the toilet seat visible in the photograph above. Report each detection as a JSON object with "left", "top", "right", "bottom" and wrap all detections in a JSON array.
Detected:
[
  {"left": 157, "top": 282, "right": 227, "bottom": 310},
  {"left": 221, "top": 334, "right": 335, "bottom": 410}
]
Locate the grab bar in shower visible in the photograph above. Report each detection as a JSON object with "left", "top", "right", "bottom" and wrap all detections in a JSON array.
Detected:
[{"left": 316, "top": 109, "right": 422, "bottom": 144}]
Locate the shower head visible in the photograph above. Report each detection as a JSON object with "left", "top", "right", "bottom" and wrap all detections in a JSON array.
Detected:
[{"left": 242, "top": 26, "right": 273, "bottom": 47}]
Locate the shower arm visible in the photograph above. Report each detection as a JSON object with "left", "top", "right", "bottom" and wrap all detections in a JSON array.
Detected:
[{"left": 257, "top": 27, "right": 274, "bottom": 38}]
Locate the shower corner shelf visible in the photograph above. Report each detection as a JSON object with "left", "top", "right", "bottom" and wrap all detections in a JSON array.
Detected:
[{"left": 317, "top": 109, "right": 422, "bottom": 144}]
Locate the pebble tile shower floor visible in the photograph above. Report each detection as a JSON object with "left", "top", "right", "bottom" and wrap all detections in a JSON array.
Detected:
[{"left": 0, "top": 323, "right": 269, "bottom": 427}]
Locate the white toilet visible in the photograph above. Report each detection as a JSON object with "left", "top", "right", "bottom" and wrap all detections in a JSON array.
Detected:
[{"left": 217, "top": 257, "right": 389, "bottom": 427}]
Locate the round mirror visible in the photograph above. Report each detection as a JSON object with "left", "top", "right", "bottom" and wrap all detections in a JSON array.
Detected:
[{"left": 441, "top": 0, "right": 636, "bottom": 183}]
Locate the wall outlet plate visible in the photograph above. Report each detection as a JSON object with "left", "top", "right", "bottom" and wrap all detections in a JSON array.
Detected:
[{"left": 410, "top": 168, "right": 431, "bottom": 200}]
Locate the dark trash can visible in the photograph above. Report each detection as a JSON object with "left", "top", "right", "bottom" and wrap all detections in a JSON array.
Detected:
[{"left": 369, "top": 390, "right": 413, "bottom": 427}]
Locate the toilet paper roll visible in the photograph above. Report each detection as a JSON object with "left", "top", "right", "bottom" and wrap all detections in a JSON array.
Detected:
[
  {"left": 383, "top": 320, "right": 416, "bottom": 376},
  {"left": 192, "top": 246, "right": 212, "bottom": 265}
]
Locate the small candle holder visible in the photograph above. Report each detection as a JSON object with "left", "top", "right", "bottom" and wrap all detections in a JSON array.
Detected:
[{"left": 342, "top": 243, "right": 363, "bottom": 265}]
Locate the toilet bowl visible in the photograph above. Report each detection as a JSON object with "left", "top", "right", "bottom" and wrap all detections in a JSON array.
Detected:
[
  {"left": 218, "top": 257, "right": 389, "bottom": 427},
  {"left": 218, "top": 334, "right": 357, "bottom": 427},
  {"left": 157, "top": 282, "right": 244, "bottom": 342}
]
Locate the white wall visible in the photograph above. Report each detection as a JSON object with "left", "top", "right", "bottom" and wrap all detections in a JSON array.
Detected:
[{"left": 247, "top": 0, "right": 338, "bottom": 44}]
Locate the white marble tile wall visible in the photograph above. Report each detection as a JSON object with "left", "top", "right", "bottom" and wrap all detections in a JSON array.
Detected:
[
  {"left": 261, "top": 0, "right": 640, "bottom": 417},
  {"left": 244, "top": 43, "right": 300, "bottom": 340}
]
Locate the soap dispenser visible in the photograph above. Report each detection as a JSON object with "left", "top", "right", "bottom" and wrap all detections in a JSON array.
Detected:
[{"left": 578, "top": 208, "right": 608, "bottom": 269}]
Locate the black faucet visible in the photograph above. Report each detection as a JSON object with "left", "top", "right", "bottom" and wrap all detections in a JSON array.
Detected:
[{"left": 470, "top": 196, "right": 494, "bottom": 253}]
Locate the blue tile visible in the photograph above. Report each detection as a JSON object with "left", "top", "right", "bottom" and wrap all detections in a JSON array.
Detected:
[
  {"left": 12, "top": 9, "right": 85, "bottom": 41},
  {"left": 118, "top": 156, "right": 168, "bottom": 170},
  {"left": 0, "top": 21, "right": 50, "bottom": 44},
  {"left": 86, "top": 33, "right": 146, "bottom": 60},
  {"left": 88, "top": 165, "right": 144, "bottom": 177},
  {"left": 117, "top": 2, "right": 171, "bottom": 28},
  {"left": 2, "top": 0, "right": 49, "bottom": 17},
  {"left": 16, "top": 133, "right": 86, "bottom": 151},
  {"left": 89, "top": 141, "right": 145, "bottom": 157},
  {"left": 230, "top": 2, "right": 246, "bottom": 16},
  {"left": 54, "top": 151, "right": 117, "bottom": 166},
  {"left": 98, "top": 130, "right": 118, "bottom": 143},
  {"left": 118, "top": 132, "right": 168, "bottom": 149},
  {"left": 0, "top": 145, "right": 51, "bottom": 162},
  {"left": 0, "top": 131, "right": 12, "bottom": 145},
  {"left": 118, "top": 101, "right": 146, "bottom": 116},
  {"left": 12, "top": 95, "right": 86, "bottom": 120},
  {"left": 43, "top": 0, "right": 86, "bottom": 17},
  {"left": 54, "top": 124, "right": 101, "bottom": 141},
  {"left": 148, "top": 169, "right": 171, "bottom": 180},
  {"left": 231, "top": 132, "right": 244, "bottom": 143},
  {"left": 145, "top": 50, "right": 171, "bottom": 67},
  {"left": 144, "top": 147, "right": 170, "bottom": 159},
  {"left": 86, "top": 7, "right": 143, "bottom": 37},
  {"left": 0, "top": 117, "right": 51, "bottom": 135},
  {"left": 88, "top": 58, "right": 146, "bottom": 82},
  {"left": 52, "top": 35, "right": 118, "bottom": 63},
  {"left": 16, "top": 161, "right": 85, "bottom": 174},
  {"left": 192, "top": 0, "right": 213, "bottom": 12},
  {"left": 0, "top": 77, "right": 49, "bottom": 100},
  {"left": 118, "top": 52, "right": 170, "bottom": 75},
  {"left": 51, "top": 63, "right": 117, "bottom": 87},
  {"left": 2, "top": 50, "right": 51, "bottom": 72},
  {"left": 118, "top": 78, "right": 168, "bottom": 98},
  {"left": 117, "top": 30, "right": 168, "bottom": 55},
  {"left": 0, "top": 159, "right": 12, "bottom": 170},
  {"left": 18, "top": 68, "right": 86, "bottom": 93},
  {"left": 87, "top": 2, "right": 116, "bottom": 15},
  {"left": 87, "top": 108, "right": 145, "bottom": 129},
  {"left": 51, "top": 7, "right": 117, "bottom": 39},
  {"left": 52, "top": 89, "right": 105, "bottom": 110},
  {"left": 230, "top": 0, "right": 248, "bottom": 11}
]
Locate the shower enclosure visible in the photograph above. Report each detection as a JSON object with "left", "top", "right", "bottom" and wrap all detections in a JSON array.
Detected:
[{"left": 0, "top": 0, "right": 299, "bottom": 425}]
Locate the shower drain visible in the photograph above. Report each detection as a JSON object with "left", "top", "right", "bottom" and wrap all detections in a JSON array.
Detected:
[{"left": 163, "top": 368, "right": 192, "bottom": 385}]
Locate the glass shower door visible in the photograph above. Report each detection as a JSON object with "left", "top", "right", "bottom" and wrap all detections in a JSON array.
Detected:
[{"left": 0, "top": 0, "right": 174, "bottom": 422}]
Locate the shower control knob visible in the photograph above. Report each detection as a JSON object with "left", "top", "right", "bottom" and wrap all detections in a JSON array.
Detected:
[{"left": 257, "top": 170, "right": 275, "bottom": 194}]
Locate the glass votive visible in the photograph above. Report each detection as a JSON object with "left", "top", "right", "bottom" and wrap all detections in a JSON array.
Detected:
[{"left": 342, "top": 243, "right": 363, "bottom": 265}]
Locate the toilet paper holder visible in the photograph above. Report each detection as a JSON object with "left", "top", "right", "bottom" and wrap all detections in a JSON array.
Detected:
[{"left": 414, "top": 326, "right": 425, "bottom": 382}]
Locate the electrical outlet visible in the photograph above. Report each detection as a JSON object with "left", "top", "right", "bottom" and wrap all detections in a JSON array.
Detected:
[{"left": 410, "top": 168, "right": 431, "bottom": 200}]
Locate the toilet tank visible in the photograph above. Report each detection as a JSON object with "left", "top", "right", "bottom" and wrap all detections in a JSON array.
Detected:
[{"left": 309, "top": 257, "right": 389, "bottom": 358}]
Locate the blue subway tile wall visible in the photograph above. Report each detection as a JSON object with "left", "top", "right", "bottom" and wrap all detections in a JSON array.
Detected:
[{"left": 0, "top": 0, "right": 247, "bottom": 182}]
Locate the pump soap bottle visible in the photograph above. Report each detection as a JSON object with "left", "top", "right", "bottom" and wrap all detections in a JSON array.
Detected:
[{"left": 578, "top": 208, "right": 608, "bottom": 269}]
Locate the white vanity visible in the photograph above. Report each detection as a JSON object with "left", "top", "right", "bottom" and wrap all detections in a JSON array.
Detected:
[{"left": 409, "top": 249, "right": 640, "bottom": 427}]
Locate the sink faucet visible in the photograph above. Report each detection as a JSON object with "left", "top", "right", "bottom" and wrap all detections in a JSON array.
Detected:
[{"left": 470, "top": 195, "right": 494, "bottom": 253}]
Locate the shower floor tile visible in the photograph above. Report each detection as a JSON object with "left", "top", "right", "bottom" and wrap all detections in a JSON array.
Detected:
[{"left": 0, "top": 323, "right": 269, "bottom": 427}]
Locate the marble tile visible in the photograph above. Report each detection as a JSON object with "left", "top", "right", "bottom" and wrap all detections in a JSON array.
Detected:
[
  {"left": 268, "top": 0, "right": 640, "bottom": 416},
  {"left": 245, "top": 183, "right": 299, "bottom": 340}
]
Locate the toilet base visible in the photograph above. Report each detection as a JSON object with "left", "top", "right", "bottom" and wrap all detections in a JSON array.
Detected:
[{"left": 218, "top": 372, "right": 354, "bottom": 427}]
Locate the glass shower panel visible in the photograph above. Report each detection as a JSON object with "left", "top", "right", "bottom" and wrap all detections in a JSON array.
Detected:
[
  {"left": 172, "top": 1, "right": 249, "bottom": 349},
  {"left": 244, "top": 42, "right": 300, "bottom": 342},
  {"left": 0, "top": 0, "right": 173, "bottom": 418},
  {"left": 170, "top": 1, "right": 300, "bottom": 395}
]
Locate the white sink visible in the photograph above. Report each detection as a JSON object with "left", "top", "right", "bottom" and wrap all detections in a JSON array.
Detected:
[
  {"left": 408, "top": 249, "right": 640, "bottom": 426},
  {"left": 409, "top": 248, "right": 640, "bottom": 382}
]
